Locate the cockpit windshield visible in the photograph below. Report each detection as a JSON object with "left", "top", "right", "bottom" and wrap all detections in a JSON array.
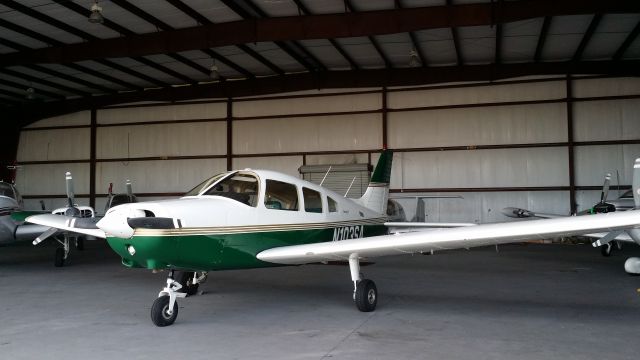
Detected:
[
  {"left": 0, "top": 182, "right": 16, "bottom": 199},
  {"left": 202, "top": 173, "right": 259, "bottom": 207},
  {"left": 184, "top": 172, "right": 230, "bottom": 197}
]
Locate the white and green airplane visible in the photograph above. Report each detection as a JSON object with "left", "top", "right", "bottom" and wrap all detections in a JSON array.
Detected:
[{"left": 25, "top": 151, "right": 640, "bottom": 327}]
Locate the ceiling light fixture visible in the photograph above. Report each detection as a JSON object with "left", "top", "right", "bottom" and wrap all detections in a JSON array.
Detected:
[
  {"left": 210, "top": 61, "right": 220, "bottom": 80},
  {"left": 409, "top": 48, "right": 421, "bottom": 68},
  {"left": 88, "top": 0, "right": 104, "bottom": 24},
  {"left": 25, "top": 87, "right": 35, "bottom": 100}
]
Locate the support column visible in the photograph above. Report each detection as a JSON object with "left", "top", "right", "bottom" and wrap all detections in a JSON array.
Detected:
[
  {"left": 226, "top": 98, "right": 233, "bottom": 171},
  {"left": 89, "top": 108, "right": 97, "bottom": 208},
  {"left": 0, "top": 118, "right": 20, "bottom": 183},
  {"left": 566, "top": 76, "right": 577, "bottom": 214},
  {"left": 382, "top": 87, "right": 388, "bottom": 150}
]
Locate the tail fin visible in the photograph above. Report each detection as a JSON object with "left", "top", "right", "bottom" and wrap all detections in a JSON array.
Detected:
[{"left": 356, "top": 150, "right": 393, "bottom": 214}]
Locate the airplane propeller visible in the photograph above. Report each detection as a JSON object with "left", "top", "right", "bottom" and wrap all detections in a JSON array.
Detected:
[
  {"left": 594, "top": 159, "right": 640, "bottom": 248},
  {"left": 64, "top": 172, "right": 80, "bottom": 217},
  {"left": 600, "top": 173, "right": 611, "bottom": 204}
]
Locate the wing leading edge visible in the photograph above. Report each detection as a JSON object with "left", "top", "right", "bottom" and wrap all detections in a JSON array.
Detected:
[
  {"left": 25, "top": 214, "right": 106, "bottom": 239},
  {"left": 258, "top": 209, "right": 640, "bottom": 265}
]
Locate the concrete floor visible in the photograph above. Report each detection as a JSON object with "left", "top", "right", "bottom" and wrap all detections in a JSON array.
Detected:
[{"left": 1, "top": 240, "right": 639, "bottom": 360}]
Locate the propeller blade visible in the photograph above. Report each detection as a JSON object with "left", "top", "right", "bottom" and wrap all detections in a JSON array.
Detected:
[
  {"left": 501, "top": 207, "right": 536, "bottom": 218},
  {"left": 32, "top": 227, "right": 58, "bottom": 245},
  {"left": 65, "top": 171, "right": 75, "bottom": 208},
  {"left": 600, "top": 173, "right": 611, "bottom": 203},
  {"left": 126, "top": 179, "right": 133, "bottom": 198},
  {"left": 633, "top": 158, "right": 640, "bottom": 209}
]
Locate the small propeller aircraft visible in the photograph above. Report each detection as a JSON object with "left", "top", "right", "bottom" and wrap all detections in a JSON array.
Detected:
[
  {"left": 502, "top": 158, "right": 640, "bottom": 261},
  {"left": 26, "top": 151, "right": 640, "bottom": 327},
  {"left": 5, "top": 172, "right": 137, "bottom": 267},
  {"left": 0, "top": 181, "right": 51, "bottom": 246}
]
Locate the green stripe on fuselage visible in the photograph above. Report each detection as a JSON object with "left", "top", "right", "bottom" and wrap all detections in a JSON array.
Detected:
[{"left": 106, "top": 224, "right": 387, "bottom": 271}]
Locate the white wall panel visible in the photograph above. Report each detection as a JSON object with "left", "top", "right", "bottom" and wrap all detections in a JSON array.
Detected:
[
  {"left": 94, "top": 196, "right": 180, "bottom": 213},
  {"left": 95, "top": 159, "right": 227, "bottom": 194},
  {"left": 390, "top": 148, "right": 568, "bottom": 189},
  {"left": 573, "top": 99, "right": 640, "bottom": 141},
  {"left": 573, "top": 77, "right": 640, "bottom": 98},
  {"left": 305, "top": 153, "right": 369, "bottom": 166},
  {"left": 232, "top": 156, "right": 303, "bottom": 178},
  {"left": 388, "top": 103, "right": 567, "bottom": 148},
  {"left": 17, "top": 128, "right": 90, "bottom": 161},
  {"left": 234, "top": 93, "right": 381, "bottom": 117},
  {"left": 98, "top": 102, "right": 227, "bottom": 124},
  {"left": 15, "top": 163, "right": 90, "bottom": 195},
  {"left": 574, "top": 145, "right": 640, "bottom": 186},
  {"left": 25, "top": 111, "right": 90, "bottom": 128},
  {"left": 96, "top": 122, "right": 226, "bottom": 158},
  {"left": 388, "top": 81, "right": 564, "bottom": 109},
  {"left": 23, "top": 197, "right": 91, "bottom": 211},
  {"left": 233, "top": 114, "right": 382, "bottom": 154}
]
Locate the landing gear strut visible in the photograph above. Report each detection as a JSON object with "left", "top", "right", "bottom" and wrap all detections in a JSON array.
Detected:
[
  {"left": 150, "top": 270, "right": 208, "bottom": 327},
  {"left": 151, "top": 270, "right": 186, "bottom": 327},
  {"left": 349, "top": 253, "right": 377, "bottom": 312},
  {"left": 54, "top": 234, "right": 70, "bottom": 267}
]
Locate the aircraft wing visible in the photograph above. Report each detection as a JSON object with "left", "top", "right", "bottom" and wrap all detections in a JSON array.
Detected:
[
  {"left": 25, "top": 214, "right": 106, "bottom": 239},
  {"left": 258, "top": 209, "right": 640, "bottom": 265}
]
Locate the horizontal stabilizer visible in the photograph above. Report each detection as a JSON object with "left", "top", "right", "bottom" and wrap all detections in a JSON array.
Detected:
[
  {"left": 386, "top": 222, "right": 476, "bottom": 234},
  {"left": 26, "top": 214, "right": 106, "bottom": 239}
]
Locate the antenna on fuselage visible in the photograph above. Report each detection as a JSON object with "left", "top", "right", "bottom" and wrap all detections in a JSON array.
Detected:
[
  {"left": 319, "top": 166, "right": 332, "bottom": 187},
  {"left": 344, "top": 176, "right": 356, "bottom": 197}
]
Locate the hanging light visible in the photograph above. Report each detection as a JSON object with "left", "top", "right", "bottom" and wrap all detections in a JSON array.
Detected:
[
  {"left": 25, "top": 87, "right": 35, "bottom": 100},
  {"left": 88, "top": 1, "right": 104, "bottom": 24},
  {"left": 409, "top": 48, "right": 421, "bottom": 67},
  {"left": 209, "top": 61, "right": 220, "bottom": 80}
]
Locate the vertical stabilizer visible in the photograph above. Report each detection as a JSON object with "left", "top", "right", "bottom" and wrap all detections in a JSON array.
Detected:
[{"left": 356, "top": 150, "right": 393, "bottom": 214}]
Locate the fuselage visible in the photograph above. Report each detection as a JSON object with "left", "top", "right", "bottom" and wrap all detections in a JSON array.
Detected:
[{"left": 104, "top": 170, "right": 388, "bottom": 271}]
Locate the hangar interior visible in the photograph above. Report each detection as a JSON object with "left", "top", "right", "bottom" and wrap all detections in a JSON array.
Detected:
[
  {"left": 1, "top": 0, "right": 639, "bottom": 224},
  {"left": 13, "top": 75, "right": 640, "bottom": 223}
]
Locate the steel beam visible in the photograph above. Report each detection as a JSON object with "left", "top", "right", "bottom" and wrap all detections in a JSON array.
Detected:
[
  {"left": 8, "top": 60, "right": 640, "bottom": 127},
  {"left": 4, "top": 0, "right": 636, "bottom": 66}
]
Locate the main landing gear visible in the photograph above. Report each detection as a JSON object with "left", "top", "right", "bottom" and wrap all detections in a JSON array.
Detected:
[
  {"left": 151, "top": 270, "right": 207, "bottom": 327},
  {"left": 349, "top": 253, "right": 378, "bottom": 312},
  {"left": 600, "top": 241, "right": 623, "bottom": 257}
]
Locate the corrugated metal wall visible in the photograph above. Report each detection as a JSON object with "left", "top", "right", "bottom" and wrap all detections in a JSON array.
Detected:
[{"left": 14, "top": 77, "right": 640, "bottom": 222}]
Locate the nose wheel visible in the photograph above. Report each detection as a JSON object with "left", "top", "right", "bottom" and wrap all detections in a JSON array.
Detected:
[{"left": 150, "top": 270, "right": 207, "bottom": 327}]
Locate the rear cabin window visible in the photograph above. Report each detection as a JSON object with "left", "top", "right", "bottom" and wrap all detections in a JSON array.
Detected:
[
  {"left": 303, "top": 187, "right": 323, "bottom": 213},
  {"left": 327, "top": 197, "right": 338, "bottom": 213},
  {"left": 203, "top": 173, "right": 259, "bottom": 207},
  {"left": 264, "top": 180, "right": 299, "bottom": 211}
]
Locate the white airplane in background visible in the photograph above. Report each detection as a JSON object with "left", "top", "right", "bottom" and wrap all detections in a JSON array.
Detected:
[
  {"left": 3, "top": 173, "right": 137, "bottom": 267},
  {"left": 503, "top": 159, "right": 640, "bottom": 264},
  {"left": 25, "top": 150, "right": 640, "bottom": 327}
]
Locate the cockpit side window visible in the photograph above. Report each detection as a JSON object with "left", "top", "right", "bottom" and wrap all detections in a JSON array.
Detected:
[
  {"left": 203, "top": 173, "right": 259, "bottom": 207},
  {"left": 264, "top": 180, "right": 299, "bottom": 211},
  {"left": 327, "top": 196, "right": 338, "bottom": 213},
  {"left": 303, "top": 187, "right": 323, "bottom": 213}
]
